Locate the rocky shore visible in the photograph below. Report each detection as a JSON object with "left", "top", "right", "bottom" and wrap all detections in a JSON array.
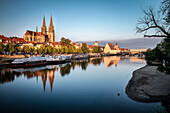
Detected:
[{"left": 126, "top": 65, "right": 170, "bottom": 102}]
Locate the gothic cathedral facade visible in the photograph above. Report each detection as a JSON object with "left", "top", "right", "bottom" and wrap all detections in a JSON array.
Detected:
[{"left": 24, "top": 14, "right": 55, "bottom": 43}]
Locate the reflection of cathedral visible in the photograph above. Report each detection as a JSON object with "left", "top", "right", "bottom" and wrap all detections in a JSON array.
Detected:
[
  {"left": 41, "top": 73, "right": 47, "bottom": 92},
  {"left": 41, "top": 70, "right": 56, "bottom": 92},
  {"left": 48, "top": 70, "right": 55, "bottom": 92},
  {"left": 104, "top": 56, "right": 121, "bottom": 67}
]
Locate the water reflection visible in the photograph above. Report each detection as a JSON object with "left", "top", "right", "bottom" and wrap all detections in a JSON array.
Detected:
[
  {"left": 0, "top": 56, "right": 144, "bottom": 92},
  {"left": 104, "top": 56, "right": 120, "bottom": 67}
]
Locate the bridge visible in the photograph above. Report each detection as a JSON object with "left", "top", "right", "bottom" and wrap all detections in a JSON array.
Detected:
[{"left": 119, "top": 49, "right": 147, "bottom": 56}]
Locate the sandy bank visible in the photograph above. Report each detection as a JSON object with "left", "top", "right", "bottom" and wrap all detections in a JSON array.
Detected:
[{"left": 126, "top": 65, "right": 170, "bottom": 102}]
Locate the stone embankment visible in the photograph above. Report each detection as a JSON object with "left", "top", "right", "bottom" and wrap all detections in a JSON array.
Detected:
[{"left": 126, "top": 65, "right": 170, "bottom": 102}]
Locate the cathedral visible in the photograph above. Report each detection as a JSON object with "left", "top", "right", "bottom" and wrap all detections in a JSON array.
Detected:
[{"left": 23, "top": 14, "right": 55, "bottom": 43}]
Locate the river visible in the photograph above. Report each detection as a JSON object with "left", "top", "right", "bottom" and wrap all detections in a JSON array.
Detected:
[{"left": 0, "top": 56, "right": 164, "bottom": 113}]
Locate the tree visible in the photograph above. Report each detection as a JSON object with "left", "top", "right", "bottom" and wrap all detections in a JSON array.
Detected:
[
  {"left": 52, "top": 47, "right": 57, "bottom": 53},
  {"left": 38, "top": 47, "right": 44, "bottom": 54},
  {"left": 77, "top": 48, "right": 83, "bottom": 53},
  {"left": 65, "top": 47, "right": 69, "bottom": 54},
  {"left": 92, "top": 46, "right": 102, "bottom": 53},
  {"left": 61, "top": 46, "right": 65, "bottom": 53},
  {"left": 60, "top": 37, "right": 70, "bottom": 46},
  {"left": 137, "top": 0, "right": 170, "bottom": 73},
  {"left": 160, "top": 0, "right": 170, "bottom": 25},
  {"left": 23, "top": 45, "right": 31, "bottom": 53},
  {"left": 46, "top": 45, "right": 53, "bottom": 54},
  {"left": 0, "top": 42, "right": 6, "bottom": 53},
  {"left": 136, "top": 0, "right": 170, "bottom": 38},
  {"left": 72, "top": 45, "right": 77, "bottom": 53},
  {"left": 42, "top": 46, "right": 48, "bottom": 54},
  {"left": 32, "top": 47, "right": 37, "bottom": 54},
  {"left": 81, "top": 43, "right": 89, "bottom": 53},
  {"left": 68, "top": 45, "right": 73, "bottom": 53},
  {"left": 9, "top": 43, "right": 15, "bottom": 54}
]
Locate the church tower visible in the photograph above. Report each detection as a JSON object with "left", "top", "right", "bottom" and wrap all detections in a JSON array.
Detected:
[
  {"left": 41, "top": 15, "right": 47, "bottom": 35},
  {"left": 48, "top": 14, "right": 55, "bottom": 42}
]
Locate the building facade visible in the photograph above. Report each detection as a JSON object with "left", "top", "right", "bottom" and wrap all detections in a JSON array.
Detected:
[
  {"left": 104, "top": 43, "right": 129, "bottom": 54},
  {"left": 23, "top": 15, "right": 55, "bottom": 43}
]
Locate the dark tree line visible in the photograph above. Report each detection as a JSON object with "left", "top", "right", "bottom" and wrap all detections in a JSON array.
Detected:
[{"left": 137, "top": 0, "right": 170, "bottom": 73}]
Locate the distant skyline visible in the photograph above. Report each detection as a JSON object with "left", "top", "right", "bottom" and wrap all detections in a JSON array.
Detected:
[{"left": 0, "top": 0, "right": 161, "bottom": 41}]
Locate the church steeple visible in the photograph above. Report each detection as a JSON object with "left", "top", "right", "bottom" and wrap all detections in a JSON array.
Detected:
[
  {"left": 41, "top": 15, "right": 47, "bottom": 35},
  {"left": 48, "top": 14, "right": 55, "bottom": 42},
  {"left": 50, "top": 14, "right": 53, "bottom": 26},
  {"left": 42, "top": 15, "right": 46, "bottom": 27}
]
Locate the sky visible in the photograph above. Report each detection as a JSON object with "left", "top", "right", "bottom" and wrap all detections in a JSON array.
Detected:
[{"left": 0, "top": 0, "right": 162, "bottom": 41}]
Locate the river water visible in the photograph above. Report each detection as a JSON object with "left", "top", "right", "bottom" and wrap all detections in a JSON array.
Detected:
[{"left": 0, "top": 56, "right": 164, "bottom": 113}]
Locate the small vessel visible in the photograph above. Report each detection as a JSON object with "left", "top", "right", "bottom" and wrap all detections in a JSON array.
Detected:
[
  {"left": 72, "top": 54, "right": 90, "bottom": 60},
  {"left": 46, "top": 55, "right": 71, "bottom": 64},
  {"left": 60, "top": 55, "right": 72, "bottom": 62},
  {"left": 9, "top": 55, "right": 72, "bottom": 68},
  {"left": 11, "top": 56, "right": 47, "bottom": 67}
]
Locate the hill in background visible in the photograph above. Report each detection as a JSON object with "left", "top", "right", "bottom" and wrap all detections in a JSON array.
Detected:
[{"left": 77, "top": 38, "right": 163, "bottom": 49}]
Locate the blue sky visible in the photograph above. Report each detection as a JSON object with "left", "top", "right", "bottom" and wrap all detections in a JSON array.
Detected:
[{"left": 0, "top": 0, "right": 161, "bottom": 41}]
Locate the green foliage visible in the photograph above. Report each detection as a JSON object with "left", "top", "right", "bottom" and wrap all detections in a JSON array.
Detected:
[
  {"left": 9, "top": 43, "right": 15, "bottom": 53},
  {"left": 81, "top": 43, "right": 90, "bottom": 53},
  {"left": 68, "top": 45, "right": 73, "bottom": 53},
  {"left": 52, "top": 47, "right": 57, "bottom": 53},
  {"left": 144, "top": 45, "right": 164, "bottom": 62},
  {"left": 77, "top": 48, "right": 83, "bottom": 53},
  {"left": 46, "top": 45, "right": 53, "bottom": 54},
  {"left": 60, "top": 37, "right": 70, "bottom": 46},
  {"left": 162, "top": 37, "right": 170, "bottom": 57},
  {"left": 0, "top": 42, "right": 6, "bottom": 53},
  {"left": 72, "top": 45, "right": 77, "bottom": 53},
  {"left": 145, "top": 36, "right": 170, "bottom": 73},
  {"left": 32, "top": 47, "right": 37, "bottom": 54},
  {"left": 65, "top": 47, "right": 69, "bottom": 54},
  {"left": 42, "top": 46, "right": 48, "bottom": 54},
  {"left": 23, "top": 45, "right": 31, "bottom": 53},
  {"left": 38, "top": 47, "right": 44, "bottom": 54},
  {"left": 92, "top": 46, "right": 102, "bottom": 53},
  {"left": 61, "top": 46, "right": 65, "bottom": 53}
]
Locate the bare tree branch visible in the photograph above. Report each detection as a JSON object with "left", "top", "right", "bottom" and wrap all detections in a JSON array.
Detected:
[
  {"left": 144, "top": 35, "right": 167, "bottom": 37},
  {"left": 136, "top": 5, "right": 170, "bottom": 38}
]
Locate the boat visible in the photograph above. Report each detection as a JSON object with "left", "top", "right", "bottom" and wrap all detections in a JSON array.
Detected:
[
  {"left": 46, "top": 55, "right": 71, "bottom": 64},
  {"left": 72, "top": 54, "right": 90, "bottom": 60},
  {"left": 10, "top": 56, "right": 47, "bottom": 67},
  {"left": 9, "top": 55, "right": 72, "bottom": 68},
  {"left": 60, "top": 55, "right": 72, "bottom": 63}
]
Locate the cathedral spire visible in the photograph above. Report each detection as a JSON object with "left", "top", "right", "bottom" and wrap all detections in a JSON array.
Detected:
[
  {"left": 42, "top": 15, "right": 46, "bottom": 27},
  {"left": 41, "top": 15, "right": 47, "bottom": 35},
  {"left": 50, "top": 14, "right": 53, "bottom": 26},
  {"left": 48, "top": 14, "right": 55, "bottom": 42}
]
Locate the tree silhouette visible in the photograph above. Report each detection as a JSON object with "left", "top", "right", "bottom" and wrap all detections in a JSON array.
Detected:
[{"left": 136, "top": 0, "right": 170, "bottom": 37}]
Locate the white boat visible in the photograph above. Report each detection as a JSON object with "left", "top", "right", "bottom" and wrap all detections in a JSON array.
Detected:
[
  {"left": 11, "top": 56, "right": 47, "bottom": 67},
  {"left": 46, "top": 55, "right": 71, "bottom": 64}
]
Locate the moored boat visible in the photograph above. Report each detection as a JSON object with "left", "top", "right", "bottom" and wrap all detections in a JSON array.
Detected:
[
  {"left": 46, "top": 55, "right": 71, "bottom": 64},
  {"left": 10, "top": 56, "right": 47, "bottom": 67},
  {"left": 72, "top": 54, "right": 90, "bottom": 60}
]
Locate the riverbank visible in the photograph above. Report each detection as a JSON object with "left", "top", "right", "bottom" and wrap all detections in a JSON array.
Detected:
[{"left": 126, "top": 65, "right": 170, "bottom": 102}]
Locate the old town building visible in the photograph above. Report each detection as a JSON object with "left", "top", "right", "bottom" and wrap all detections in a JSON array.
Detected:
[{"left": 23, "top": 15, "right": 55, "bottom": 43}]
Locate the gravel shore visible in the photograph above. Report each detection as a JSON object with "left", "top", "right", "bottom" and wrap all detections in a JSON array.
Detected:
[{"left": 126, "top": 65, "right": 170, "bottom": 102}]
